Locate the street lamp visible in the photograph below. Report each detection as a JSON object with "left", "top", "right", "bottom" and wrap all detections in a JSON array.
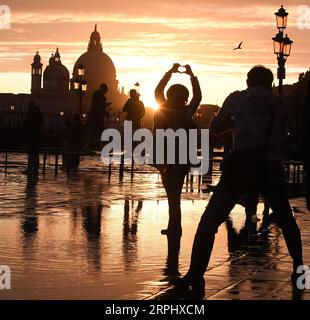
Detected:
[
  {"left": 134, "top": 82, "right": 140, "bottom": 93},
  {"left": 272, "top": 5, "right": 293, "bottom": 95},
  {"left": 275, "top": 5, "right": 288, "bottom": 32},
  {"left": 78, "top": 63, "right": 85, "bottom": 76},
  {"left": 74, "top": 63, "right": 87, "bottom": 115}
]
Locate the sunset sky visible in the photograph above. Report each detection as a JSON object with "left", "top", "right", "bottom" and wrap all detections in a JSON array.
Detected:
[{"left": 0, "top": 0, "right": 309, "bottom": 108}]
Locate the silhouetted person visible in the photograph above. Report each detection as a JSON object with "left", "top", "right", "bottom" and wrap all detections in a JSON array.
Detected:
[
  {"left": 302, "top": 72, "right": 310, "bottom": 210},
  {"left": 122, "top": 89, "right": 145, "bottom": 131},
  {"left": 154, "top": 63, "right": 202, "bottom": 237},
  {"left": 23, "top": 101, "right": 43, "bottom": 175},
  {"left": 173, "top": 66, "right": 303, "bottom": 296},
  {"left": 239, "top": 192, "right": 270, "bottom": 221},
  {"left": 63, "top": 113, "right": 83, "bottom": 169},
  {"left": 85, "top": 83, "right": 111, "bottom": 149},
  {"left": 164, "top": 233, "right": 181, "bottom": 279}
]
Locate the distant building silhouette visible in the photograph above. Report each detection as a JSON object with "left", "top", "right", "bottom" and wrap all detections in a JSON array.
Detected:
[{"left": 0, "top": 25, "right": 127, "bottom": 129}]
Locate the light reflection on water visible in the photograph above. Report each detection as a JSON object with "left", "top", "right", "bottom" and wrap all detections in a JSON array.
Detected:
[{"left": 0, "top": 156, "right": 288, "bottom": 299}]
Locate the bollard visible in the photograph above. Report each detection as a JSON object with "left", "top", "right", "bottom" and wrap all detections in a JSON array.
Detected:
[
  {"left": 108, "top": 162, "right": 112, "bottom": 181},
  {"left": 131, "top": 157, "right": 134, "bottom": 180},
  {"left": 198, "top": 174, "right": 202, "bottom": 193},
  {"left": 5, "top": 151, "right": 8, "bottom": 173},
  {"left": 43, "top": 153, "right": 47, "bottom": 175},
  {"left": 119, "top": 153, "right": 124, "bottom": 181},
  {"left": 190, "top": 173, "right": 194, "bottom": 192},
  {"left": 55, "top": 153, "right": 59, "bottom": 177}
]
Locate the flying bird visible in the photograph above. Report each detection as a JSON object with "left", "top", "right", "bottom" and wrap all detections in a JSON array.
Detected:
[{"left": 233, "top": 41, "right": 243, "bottom": 50}]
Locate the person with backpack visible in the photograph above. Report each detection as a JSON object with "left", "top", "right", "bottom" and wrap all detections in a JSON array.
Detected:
[
  {"left": 172, "top": 65, "right": 304, "bottom": 297},
  {"left": 122, "top": 89, "right": 145, "bottom": 131},
  {"left": 154, "top": 63, "right": 202, "bottom": 237}
]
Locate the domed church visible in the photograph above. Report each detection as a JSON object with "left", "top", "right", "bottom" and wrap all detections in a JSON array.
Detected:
[
  {"left": 43, "top": 48, "right": 70, "bottom": 95},
  {"left": 0, "top": 25, "right": 127, "bottom": 128},
  {"left": 72, "top": 25, "right": 124, "bottom": 110}
]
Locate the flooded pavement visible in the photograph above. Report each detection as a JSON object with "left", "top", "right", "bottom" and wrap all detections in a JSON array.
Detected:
[{"left": 0, "top": 155, "right": 309, "bottom": 300}]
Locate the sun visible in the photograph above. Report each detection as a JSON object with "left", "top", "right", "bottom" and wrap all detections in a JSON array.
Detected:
[
  {"left": 141, "top": 94, "right": 159, "bottom": 111},
  {"left": 151, "top": 103, "right": 159, "bottom": 111}
]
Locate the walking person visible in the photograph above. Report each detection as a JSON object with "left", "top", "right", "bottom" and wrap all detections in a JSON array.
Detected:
[
  {"left": 154, "top": 63, "right": 202, "bottom": 237},
  {"left": 23, "top": 101, "right": 43, "bottom": 176},
  {"left": 122, "top": 89, "right": 145, "bottom": 131},
  {"left": 173, "top": 66, "right": 304, "bottom": 296},
  {"left": 85, "top": 83, "right": 111, "bottom": 150}
]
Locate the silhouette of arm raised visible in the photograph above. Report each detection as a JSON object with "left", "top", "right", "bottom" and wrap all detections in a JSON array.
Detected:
[
  {"left": 155, "top": 72, "right": 171, "bottom": 106},
  {"left": 188, "top": 76, "right": 202, "bottom": 117},
  {"left": 155, "top": 64, "right": 180, "bottom": 106}
]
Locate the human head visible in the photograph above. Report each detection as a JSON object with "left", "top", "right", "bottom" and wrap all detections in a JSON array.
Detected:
[
  {"left": 130, "top": 89, "right": 138, "bottom": 99},
  {"left": 166, "top": 84, "right": 189, "bottom": 106},
  {"left": 100, "top": 83, "right": 108, "bottom": 94},
  {"left": 247, "top": 65, "right": 274, "bottom": 90}
]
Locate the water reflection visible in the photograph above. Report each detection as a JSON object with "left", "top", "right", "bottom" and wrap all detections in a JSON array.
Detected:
[
  {"left": 67, "top": 173, "right": 107, "bottom": 271},
  {"left": 21, "top": 176, "right": 39, "bottom": 257},
  {"left": 122, "top": 200, "right": 141, "bottom": 271},
  {"left": 0, "top": 164, "right": 307, "bottom": 300},
  {"left": 82, "top": 205, "right": 103, "bottom": 270}
]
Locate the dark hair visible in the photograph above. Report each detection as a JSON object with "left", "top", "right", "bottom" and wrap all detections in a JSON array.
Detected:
[
  {"left": 130, "top": 89, "right": 137, "bottom": 97},
  {"left": 167, "top": 84, "right": 189, "bottom": 104},
  {"left": 100, "top": 83, "right": 108, "bottom": 92},
  {"left": 247, "top": 66, "right": 274, "bottom": 89}
]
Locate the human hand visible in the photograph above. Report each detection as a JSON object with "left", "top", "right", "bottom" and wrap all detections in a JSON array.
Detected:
[
  {"left": 168, "top": 63, "right": 181, "bottom": 74},
  {"left": 184, "top": 65, "right": 194, "bottom": 77}
]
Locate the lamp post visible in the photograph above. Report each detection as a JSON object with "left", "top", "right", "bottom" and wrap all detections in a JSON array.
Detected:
[
  {"left": 272, "top": 5, "right": 293, "bottom": 95},
  {"left": 134, "top": 82, "right": 140, "bottom": 93},
  {"left": 74, "top": 63, "right": 88, "bottom": 115}
]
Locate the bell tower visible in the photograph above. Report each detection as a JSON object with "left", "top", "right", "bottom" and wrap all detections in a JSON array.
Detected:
[{"left": 31, "top": 51, "right": 43, "bottom": 94}]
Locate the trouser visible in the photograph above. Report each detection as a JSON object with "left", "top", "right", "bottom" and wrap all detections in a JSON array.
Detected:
[
  {"left": 160, "top": 165, "right": 189, "bottom": 234},
  {"left": 187, "top": 163, "right": 303, "bottom": 279},
  {"left": 27, "top": 152, "right": 39, "bottom": 174}
]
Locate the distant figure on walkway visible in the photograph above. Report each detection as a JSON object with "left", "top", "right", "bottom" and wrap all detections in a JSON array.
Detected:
[
  {"left": 23, "top": 101, "right": 43, "bottom": 175},
  {"left": 154, "top": 63, "right": 202, "bottom": 238},
  {"left": 63, "top": 113, "right": 83, "bottom": 169},
  {"left": 122, "top": 89, "right": 145, "bottom": 131},
  {"left": 173, "top": 66, "right": 304, "bottom": 297},
  {"left": 85, "top": 83, "right": 111, "bottom": 150}
]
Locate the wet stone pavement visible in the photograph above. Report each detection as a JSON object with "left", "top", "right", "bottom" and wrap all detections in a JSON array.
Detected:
[{"left": 0, "top": 154, "right": 309, "bottom": 300}]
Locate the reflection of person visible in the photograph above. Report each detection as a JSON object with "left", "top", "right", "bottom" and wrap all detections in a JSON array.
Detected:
[
  {"left": 174, "top": 66, "right": 304, "bottom": 296},
  {"left": 21, "top": 175, "right": 39, "bottom": 258},
  {"left": 122, "top": 200, "right": 141, "bottom": 270},
  {"left": 154, "top": 63, "right": 202, "bottom": 237},
  {"left": 85, "top": 83, "right": 111, "bottom": 149},
  {"left": 82, "top": 205, "right": 102, "bottom": 270},
  {"left": 23, "top": 101, "right": 43, "bottom": 175},
  {"left": 122, "top": 90, "right": 145, "bottom": 131}
]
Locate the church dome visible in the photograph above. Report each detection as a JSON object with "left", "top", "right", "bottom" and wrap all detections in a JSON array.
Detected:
[
  {"left": 73, "top": 25, "right": 116, "bottom": 80},
  {"left": 43, "top": 48, "right": 70, "bottom": 94},
  {"left": 73, "top": 50, "right": 116, "bottom": 80},
  {"left": 33, "top": 51, "right": 41, "bottom": 63},
  {"left": 44, "top": 49, "right": 69, "bottom": 81}
]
